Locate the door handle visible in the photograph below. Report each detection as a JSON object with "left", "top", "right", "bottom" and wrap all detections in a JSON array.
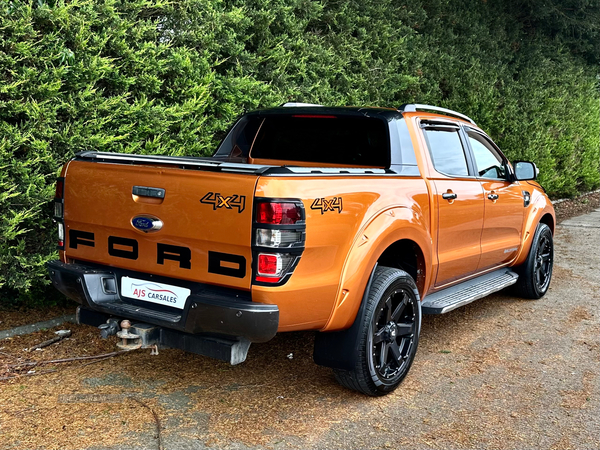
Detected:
[
  {"left": 487, "top": 193, "right": 499, "bottom": 201},
  {"left": 442, "top": 192, "right": 458, "bottom": 200}
]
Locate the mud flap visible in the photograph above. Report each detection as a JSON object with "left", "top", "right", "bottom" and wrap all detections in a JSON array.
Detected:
[{"left": 312, "top": 264, "right": 378, "bottom": 371}]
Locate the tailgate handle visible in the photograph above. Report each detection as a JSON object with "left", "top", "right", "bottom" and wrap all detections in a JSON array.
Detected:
[{"left": 132, "top": 186, "right": 165, "bottom": 199}]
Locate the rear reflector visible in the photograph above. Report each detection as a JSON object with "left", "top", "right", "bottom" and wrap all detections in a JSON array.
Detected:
[
  {"left": 255, "top": 276, "right": 280, "bottom": 283},
  {"left": 256, "top": 202, "right": 302, "bottom": 225}
]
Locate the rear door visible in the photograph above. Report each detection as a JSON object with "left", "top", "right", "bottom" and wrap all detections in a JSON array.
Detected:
[
  {"left": 63, "top": 160, "right": 258, "bottom": 289},
  {"left": 421, "top": 121, "right": 485, "bottom": 287},
  {"left": 464, "top": 128, "right": 524, "bottom": 271}
]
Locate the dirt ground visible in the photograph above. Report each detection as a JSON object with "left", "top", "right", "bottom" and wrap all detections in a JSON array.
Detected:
[{"left": 0, "top": 197, "right": 598, "bottom": 450}]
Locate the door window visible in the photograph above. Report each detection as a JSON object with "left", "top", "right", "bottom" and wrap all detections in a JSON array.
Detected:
[
  {"left": 468, "top": 132, "right": 507, "bottom": 180},
  {"left": 423, "top": 128, "right": 469, "bottom": 177}
]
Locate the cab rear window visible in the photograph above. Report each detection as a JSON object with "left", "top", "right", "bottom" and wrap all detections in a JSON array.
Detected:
[{"left": 216, "top": 115, "right": 390, "bottom": 167}]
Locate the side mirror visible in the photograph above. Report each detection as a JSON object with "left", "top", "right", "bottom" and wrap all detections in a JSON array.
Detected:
[{"left": 514, "top": 161, "right": 538, "bottom": 181}]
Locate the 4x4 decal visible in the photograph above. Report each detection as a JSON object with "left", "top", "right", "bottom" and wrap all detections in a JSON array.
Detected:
[
  {"left": 200, "top": 192, "right": 246, "bottom": 213},
  {"left": 311, "top": 197, "right": 343, "bottom": 214}
]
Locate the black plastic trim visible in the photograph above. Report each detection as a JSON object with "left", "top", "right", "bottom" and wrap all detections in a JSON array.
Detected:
[
  {"left": 47, "top": 260, "right": 279, "bottom": 343},
  {"left": 132, "top": 186, "right": 165, "bottom": 199},
  {"left": 76, "top": 306, "right": 254, "bottom": 364},
  {"left": 251, "top": 198, "right": 306, "bottom": 287},
  {"left": 74, "top": 151, "right": 399, "bottom": 177}
]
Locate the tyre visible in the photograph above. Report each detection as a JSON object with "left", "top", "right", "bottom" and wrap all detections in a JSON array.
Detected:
[
  {"left": 513, "top": 222, "right": 554, "bottom": 299},
  {"left": 333, "top": 266, "right": 421, "bottom": 396}
]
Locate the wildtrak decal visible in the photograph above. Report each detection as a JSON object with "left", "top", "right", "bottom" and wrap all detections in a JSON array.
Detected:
[
  {"left": 311, "top": 197, "right": 343, "bottom": 214},
  {"left": 200, "top": 192, "right": 246, "bottom": 213}
]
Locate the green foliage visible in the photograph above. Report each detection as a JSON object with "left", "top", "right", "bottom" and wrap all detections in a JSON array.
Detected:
[{"left": 1, "top": 0, "right": 599, "bottom": 304}]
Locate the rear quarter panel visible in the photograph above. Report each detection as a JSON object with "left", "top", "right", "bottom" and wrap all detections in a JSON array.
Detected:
[{"left": 252, "top": 176, "right": 431, "bottom": 331}]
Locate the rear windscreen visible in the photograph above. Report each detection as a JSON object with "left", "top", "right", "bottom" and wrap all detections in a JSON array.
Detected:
[{"left": 216, "top": 115, "right": 390, "bottom": 167}]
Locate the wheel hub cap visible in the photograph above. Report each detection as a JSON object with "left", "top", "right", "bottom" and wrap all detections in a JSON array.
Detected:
[{"left": 389, "top": 323, "right": 397, "bottom": 339}]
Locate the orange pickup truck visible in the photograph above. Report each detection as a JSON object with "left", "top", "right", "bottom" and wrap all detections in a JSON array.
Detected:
[{"left": 48, "top": 103, "right": 555, "bottom": 396}]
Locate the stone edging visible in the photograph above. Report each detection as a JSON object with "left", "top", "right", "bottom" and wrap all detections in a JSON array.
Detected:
[{"left": 551, "top": 189, "right": 600, "bottom": 205}]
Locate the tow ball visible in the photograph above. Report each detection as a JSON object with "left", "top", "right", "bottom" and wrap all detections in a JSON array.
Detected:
[
  {"left": 116, "top": 320, "right": 142, "bottom": 351},
  {"left": 98, "top": 319, "right": 159, "bottom": 355}
]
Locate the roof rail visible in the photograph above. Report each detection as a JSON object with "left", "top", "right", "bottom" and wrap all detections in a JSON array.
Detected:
[
  {"left": 398, "top": 104, "right": 475, "bottom": 124},
  {"left": 281, "top": 102, "right": 323, "bottom": 107}
]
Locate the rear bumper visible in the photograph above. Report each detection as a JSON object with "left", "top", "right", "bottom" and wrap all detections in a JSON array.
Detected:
[{"left": 47, "top": 260, "right": 278, "bottom": 343}]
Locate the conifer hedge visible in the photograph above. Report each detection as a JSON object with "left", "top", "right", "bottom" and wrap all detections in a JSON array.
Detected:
[{"left": 1, "top": 0, "right": 599, "bottom": 303}]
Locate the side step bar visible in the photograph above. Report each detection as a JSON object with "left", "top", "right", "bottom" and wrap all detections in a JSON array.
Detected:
[{"left": 422, "top": 269, "right": 519, "bottom": 314}]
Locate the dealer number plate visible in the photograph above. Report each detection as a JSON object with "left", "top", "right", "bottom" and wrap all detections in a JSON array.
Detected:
[{"left": 121, "top": 277, "right": 190, "bottom": 309}]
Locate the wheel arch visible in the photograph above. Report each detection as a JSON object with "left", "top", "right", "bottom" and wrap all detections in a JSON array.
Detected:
[
  {"left": 539, "top": 212, "right": 555, "bottom": 234},
  {"left": 376, "top": 238, "right": 427, "bottom": 296},
  {"left": 320, "top": 206, "right": 432, "bottom": 333},
  {"left": 513, "top": 191, "right": 556, "bottom": 267}
]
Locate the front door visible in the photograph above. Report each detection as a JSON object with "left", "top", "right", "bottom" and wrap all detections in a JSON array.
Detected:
[{"left": 465, "top": 129, "right": 524, "bottom": 271}]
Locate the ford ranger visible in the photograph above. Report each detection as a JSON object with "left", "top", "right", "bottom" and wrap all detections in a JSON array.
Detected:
[{"left": 48, "top": 103, "right": 555, "bottom": 396}]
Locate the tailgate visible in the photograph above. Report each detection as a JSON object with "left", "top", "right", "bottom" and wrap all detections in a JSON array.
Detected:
[{"left": 63, "top": 160, "right": 257, "bottom": 289}]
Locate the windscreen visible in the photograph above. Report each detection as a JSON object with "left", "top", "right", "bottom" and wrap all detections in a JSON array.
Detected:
[{"left": 215, "top": 114, "right": 390, "bottom": 167}]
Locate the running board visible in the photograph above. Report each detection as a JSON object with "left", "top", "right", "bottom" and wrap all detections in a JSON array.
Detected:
[{"left": 422, "top": 269, "right": 519, "bottom": 314}]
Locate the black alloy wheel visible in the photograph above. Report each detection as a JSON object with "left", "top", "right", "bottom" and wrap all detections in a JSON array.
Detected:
[
  {"left": 533, "top": 231, "right": 553, "bottom": 293},
  {"left": 514, "top": 222, "right": 554, "bottom": 299},
  {"left": 367, "top": 288, "right": 417, "bottom": 386},
  {"left": 333, "top": 267, "right": 421, "bottom": 396}
]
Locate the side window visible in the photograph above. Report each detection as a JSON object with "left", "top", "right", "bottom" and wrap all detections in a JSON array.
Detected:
[
  {"left": 468, "top": 132, "right": 507, "bottom": 180},
  {"left": 423, "top": 127, "right": 469, "bottom": 177}
]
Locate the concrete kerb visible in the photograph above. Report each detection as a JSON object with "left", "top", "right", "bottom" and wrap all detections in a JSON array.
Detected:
[
  {"left": 551, "top": 189, "right": 600, "bottom": 205},
  {"left": 0, "top": 314, "right": 76, "bottom": 340}
]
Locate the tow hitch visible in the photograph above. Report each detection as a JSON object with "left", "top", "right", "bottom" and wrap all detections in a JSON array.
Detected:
[
  {"left": 97, "top": 318, "right": 160, "bottom": 354},
  {"left": 78, "top": 306, "right": 251, "bottom": 365}
]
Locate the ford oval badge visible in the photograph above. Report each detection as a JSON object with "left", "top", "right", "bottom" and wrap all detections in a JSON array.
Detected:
[{"left": 131, "top": 216, "right": 163, "bottom": 233}]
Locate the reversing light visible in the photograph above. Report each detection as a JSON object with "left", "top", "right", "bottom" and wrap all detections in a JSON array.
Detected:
[
  {"left": 255, "top": 229, "right": 303, "bottom": 248},
  {"left": 54, "top": 202, "right": 63, "bottom": 218}
]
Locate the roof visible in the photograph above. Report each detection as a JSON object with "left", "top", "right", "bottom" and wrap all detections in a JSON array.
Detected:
[
  {"left": 246, "top": 103, "right": 476, "bottom": 125},
  {"left": 246, "top": 105, "right": 404, "bottom": 121}
]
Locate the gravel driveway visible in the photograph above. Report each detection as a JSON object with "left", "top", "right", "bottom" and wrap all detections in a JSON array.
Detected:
[{"left": 1, "top": 210, "right": 598, "bottom": 450}]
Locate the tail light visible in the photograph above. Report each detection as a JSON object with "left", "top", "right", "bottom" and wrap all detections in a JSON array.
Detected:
[
  {"left": 54, "top": 177, "right": 65, "bottom": 249},
  {"left": 256, "top": 253, "right": 296, "bottom": 282},
  {"left": 256, "top": 202, "right": 302, "bottom": 225},
  {"left": 253, "top": 199, "right": 305, "bottom": 285}
]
